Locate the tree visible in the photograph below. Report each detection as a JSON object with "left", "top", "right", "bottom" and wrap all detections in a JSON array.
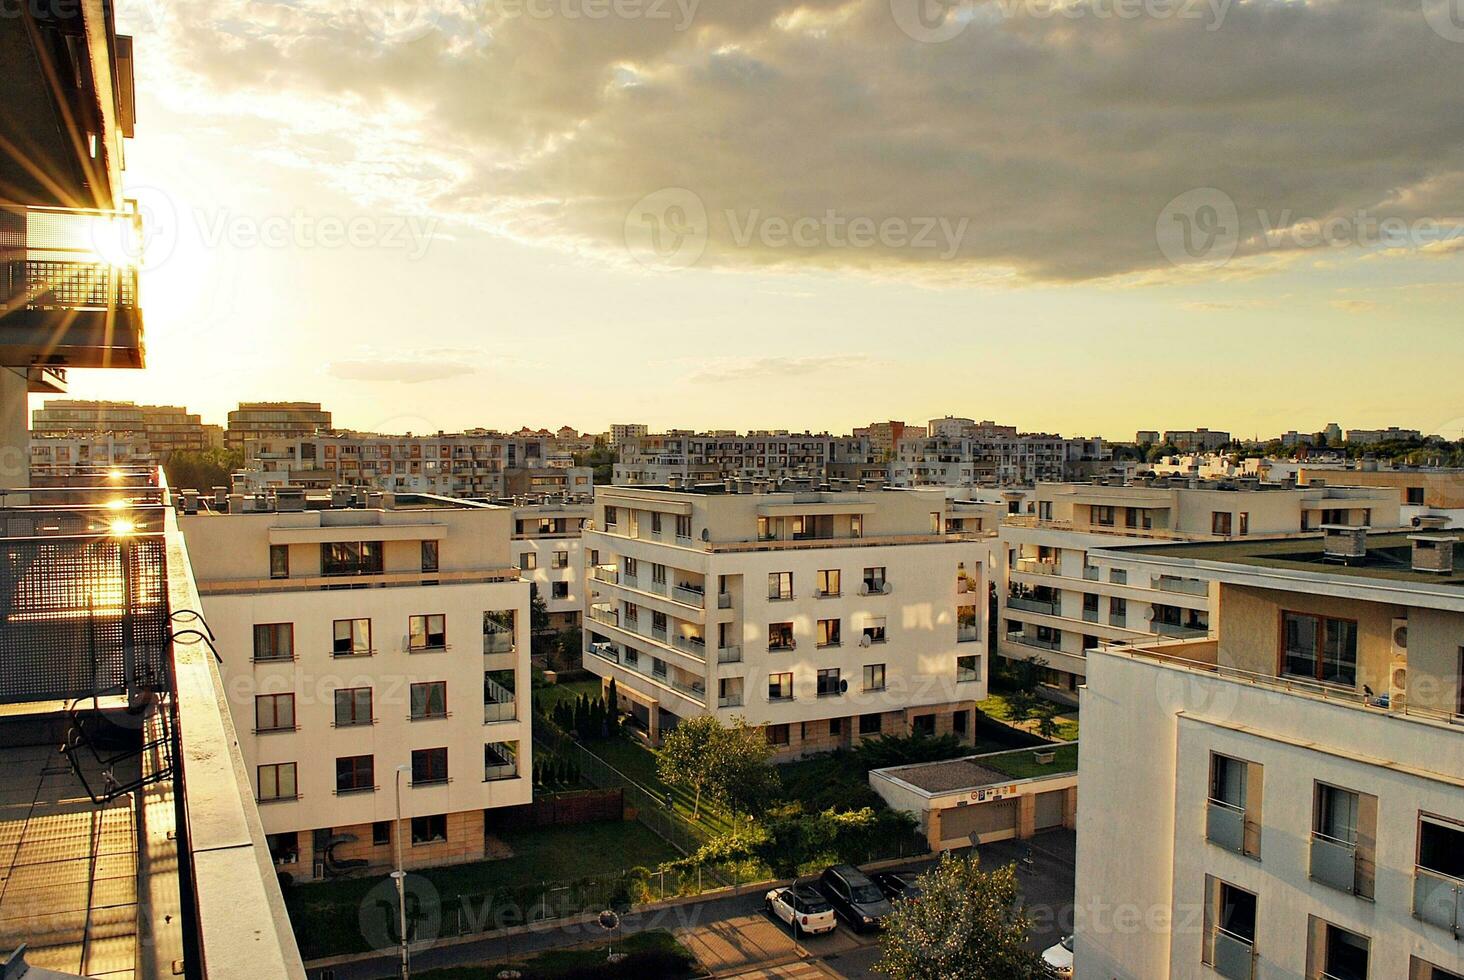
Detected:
[
  {"left": 682, "top": 805, "right": 880, "bottom": 879},
  {"left": 657, "top": 715, "right": 723, "bottom": 818},
  {"left": 1032, "top": 700, "right": 1063, "bottom": 741},
  {"left": 876, "top": 852, "right": 1054, "bottom": 979},
  {"left": 163, "top": 447, "right": 244, "bottom": 493},
  {"left": 529, "top": 585, "right": 551, "bottom": 636},
  {"left": 713, "top": 719, "right": 778, "bottom": 819}
]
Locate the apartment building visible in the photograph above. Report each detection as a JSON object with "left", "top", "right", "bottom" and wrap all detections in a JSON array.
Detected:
[
  {"left": 609, "top": 423, "right": 649, "bottom": 447},
  {"left": 31, "top": 433, "right": 153, "bottom": 474},
  {"left": 582, "top": 481, "right": 991, "bottom": 759},
  {"left": 1165, "top": 428, "right": 1234, "bottom": 451},
  {"left": 226, "top": 401, "right": 333, "bottom": 451},
  {"left": 613, "top": 431, "right": 877, "bottom": 486},
  {"left": 31, "top": 399, "right": 219, "bottom": 464},
  {"left": 1075, "top": 526, "right": 1464, "bottom": 980},
  {"left": 510, "top": 494, "right": 592, "bottom": 631},
  {"left": 891, "top": 430, "right": 1093, "bottom": 487},
  {"left": 998, "top": 478, "right": 1401, "bottom": 693},
  {"left": 1299, "top": 464, "right": 1464, "bottom": 514},
  {"left": 1345, "top": 426, "right": 1423, "bottom": 445},
  {"left": 179, "top": 489, "right": 533, "bottom": 876},
  {"left": 853, "top": 420, "right": 908, "bottom": 457}
]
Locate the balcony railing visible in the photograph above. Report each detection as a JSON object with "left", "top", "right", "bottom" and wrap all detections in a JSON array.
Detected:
[
  {"left": 718, "top": 645, "right": 742, "bottom": 664},
  {"left": 958, "top": 625, "right": 982, "bottom": 643},
  {"left": 1082, "top": 608, "right": 1099, "bottom": 622},
  {"left": 1206, "top": 799, "right": 1246, "bottom": 853},
  {"left": 483, "top": 676, "right": 517, "bottom": 723},
  {"left": 673, "top": 633, "right": 706, "bottom": 654},
  {"left": 1015, "top": 558, "right": 1059, "bottom": 576},
  {"left": 1210, "top": 928, "right": 1256, "bottom": 980},
  {"left": 1005, "top": 630, "right": 1060, "bottom": 652},
  {"left": 672, "top": 584, "right": 705, "bottom": 606},
  {"left": 718, "top": 695, "right": 743, "bottom": 708},
  {"left": 717, "top": 592, "right": 732, "bottom": 609},
  {"left": 1082, "top": 566, "right": 1100, "bottom": 581},
  {"left": 1156, "top": 575, "right": 1209, "bottom": 596},
  {"left": 484, "top": 629, "right": 515, "bottom": 655},
  {"left": 1310, "top": 832, "right": 1359, "bottom": 894},
  {"left": 1413, "top": 867, "right": 1463, "bottom": 937},
  {"left": 1007, "top": 594, "right": 1060, "bottom": 616},
  {"left": 1153, "top": 621, "right": 1209, "bottom": 639},
  {"left": 588, "top": 605, "right": 619, "bottom": 628},
  {"left": 591, "top": 565, "right": 619, "bottom": 585}
]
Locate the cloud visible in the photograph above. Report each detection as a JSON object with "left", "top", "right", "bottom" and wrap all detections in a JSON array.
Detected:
[
  {"left": 327, "top": 347, "right": 479, "bottom": 383},
  {"left": 130, "top": 0, "right": 1464, "bottom": 284},
  {"left": 686, "top": 354, "right": 871, "bottom": 384},
  {"left": 1330, "top": 299, "right": 1377, "bottom": 314}
]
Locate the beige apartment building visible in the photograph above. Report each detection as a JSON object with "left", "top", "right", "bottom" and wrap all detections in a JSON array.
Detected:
[
  {"left": 1075, "top": 526, "right": 1463, "bottom": 980},
  {"left": 179, "top": 489, "right": 533, "bottom": 876},
  {"left": 226, "top": 401, "right": 333, "bottom": 451},
  {"left": 1299, "top": 464, "right": 1464, "bottom": 512},
  {"left": 511, "top": 494, "right": 593, "bottom": 632},
  {"left": 582, "top": 481, "right": 991, "bottom": 759},
  {"left": 998, "top": 478, "right": 1401, "bottom": 693},
  {"left": 613, "top": 432, "right": 878, "bottom": 486}
]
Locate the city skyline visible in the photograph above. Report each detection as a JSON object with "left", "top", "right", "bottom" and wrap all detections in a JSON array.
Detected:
[{"left": 67, "top": 0, "right": 1464, "bottom": 440}]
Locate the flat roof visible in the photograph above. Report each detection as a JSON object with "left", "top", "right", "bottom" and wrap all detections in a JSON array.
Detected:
[{"left": 874, "top": 743, "right": 1080, "bottom": 794}]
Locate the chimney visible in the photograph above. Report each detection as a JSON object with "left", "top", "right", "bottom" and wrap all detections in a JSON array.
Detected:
[
  {"left": 1409, "top": 532, "right": 1456, "bottom": 574},
  {"left": 180, "top": 489, "right": 199, "bottom": 514},
  {"left": 1321, "top": 524, "right": 1369, "bottom": 565}
]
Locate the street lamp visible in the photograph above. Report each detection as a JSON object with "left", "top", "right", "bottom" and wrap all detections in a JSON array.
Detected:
[{"left": 394, "top": 764, "right": 412, "bottom": 979}]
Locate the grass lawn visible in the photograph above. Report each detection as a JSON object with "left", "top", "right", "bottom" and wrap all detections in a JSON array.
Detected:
[
  {"left": 416, "top": 929, "right": 704, "bottom": 979},
  {"left": 582, "top": 735, "right": 736, "bottom": 837},
  {"left": 285, "top": 821, "right": 679, "bottom": 960},
  {"left": 534, "top": 677, "right": 603, "bottom": 717},
  {"left": 977, "top": 689, "right": 1079, "bottom": 742},
  {"left": 776, "top": 751, "right": 886, "bottom": 812},
  {"left": 977, "top": 742, "right": 1080, "bottom": 780}
]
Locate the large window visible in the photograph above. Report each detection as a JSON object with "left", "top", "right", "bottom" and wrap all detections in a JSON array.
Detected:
[
  {"left": 484, "top": 741, "right": 519, "bottom": 780},
  {"left": 863, "top": 663, "right": 887, "bottom": 692},
  {"left": 335, "top": 755, "right": 375, "bottom": 795},
  {"left": 817, "top": 668, "right": 842, "bottom": 697},
  {"left": 269, "top": 544, "right": 289, "bottom": 580},
  {"left": 768, "top": 672, "right": 794, "bottom": 701},
  {"left": 818, "top": 618, "right": 841, "bottom": 648},
  {"left": 420, "top": 539, "right": 439, "bottom": 573},
  {"left": 1283, "top": 612, "right": 1357, "bottom": 686},
  {"left": 1202, "top": 877, "right": 1256, "bottom": 971},
  {"left": 1418, "top": 815, "right": 1464, "bottom": 882},
  {"left": 321, "top": 541, "right": 383, "bottom": 576},
  {"left": 409, "top": 614, "right": 447, "bottom": 651},
  {"left": 411, "top": 814, "right": 447, "bottom": 845},
  {"left": 1207, "top": 753, "right": 1262, "bottom": 858},
  {"left": 816, "top": 569, "right": 841, "bottom": 597},
  {"left": 1309, "top": 919, "right": 1369, "bottom": 980},
  {"left": 333, "top": 618, "right": 372, "bottom": 657},
  {"left": 254, "top": 694, "right": 295, "bottom": 733},
  {"left": 334, "top": 687, "right": 373, "bottom": 727},
  {"left": 411, "top": 747, "right": 449, "bottom": 785},
  {"left": 257, "top": 762, "right": 297, "bottom": 802},
  {"left": 768, "top": 572, "right": 793, "bottom": 601},
  {"left": 768, "top": 622, "right": 795, "bottom": 651},
  {"left": 252, "top": 623, "right": 294, "bottom": 662},
  {"left": 410, "top": 681, "right": 448, "bottom": 720}
]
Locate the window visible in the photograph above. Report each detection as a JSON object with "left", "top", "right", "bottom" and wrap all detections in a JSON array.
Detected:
[
  {"left": 850, "top": 514, "right": 863, "bottom": 538},
  {"left": 411, "top": 747, "right": 449, "bottom": 785},
  {"left": 336, "top": 755, "right": 375, "bottom": 794},
  {"left": 322, "top": 541, "right": 383, "bottom": 576},
  {"left": 623, "top": 556, "right": 638, "bottom": 580},
  {"left": 372, "top": 821, "right": 391, "bottom": 847},
  {"left": 334, "top": 688, "right": 373, "bottom": 727},
  {"left": 409, "top": 614, "right": 447, "bottom": 651},
  {"left": 267, "top": 832, "right": 299, "bottom": 865},
  {"left": 1283, "top": 611, "right": 1358, "bottom": 686},
  {"left": 1407, "top": 486, "right": 1426, "bottom": 505},
  {"left": 257, "top": 762, "right": 297, "bottom": 802},
  {"left": 958, "top": 605, "right": 979, "bottom": 641},
  {"left": 1202, "top": 877, "right": 1257, "bottom": 970},
  {"left": 410, "top": 681, "right": 448, "bottom": 720},
  {"left": 817, "top": 668, "right": 842, "bottom": 697},
  {"left": 1312, "top": 783, "right": 1375, "bottom": 898},
  {"left": 957, "top": 655, "right": 981, "bottom": 683},
  {"left": 1418, "top": 815, "right": 1464, "bottom": 882},
  {"left": 1238, "top": 512, "right": 1249, "bottom": 536},
  {"left": 818, "top": 618, "right": 841, "bottom": 648},
  {"left": 651, "top": 610, "right": 667, "bottom": 636},
  {"left": 1309, "top": 919, "right": 1369, "bottom": 980},
  {"left": 768, "top": 572, "right": 793, "bottom": 600},
  {"left": 1211, "top": 512, "right": 1233, "bottom": 536},
  {"left": 333, "top": 618, "right": 372, "bottom": 657},
  {"left": 768, "top": 672, "right": 794, "bottom": 701},
  {"left": 862, "top": 567, "right": 887, "bottom": 594},
  {"left": 410, "top": 814, "right": 447, "bottom": 845},
  {"left": 817, "top": 569, "right": 841, "bottom": 597},
  {"left": 1207, "top": 753, "right": 1262, "bottom": 857},
  {"left": 1093, "top": 505, "right": 1115, "bottom": 527},
  {"left": 603, "top": 505, "right": 618, "bottom": 528},
  {"left": 552, "top": 550, "right": 569, "bottom": 569},
  {"left": 552, "top": 581, "right": 569, "bottom": 600},
  {"left": 859, "top": 713, "right": 882, "bottom": 735},
  {"left": 254, "top": 694, "right": 295, "bottom": 733},
  {"left": 651, "top": 512, "right": 662, "bottom": 534},
  {"left": 421, "top": 539, "right": 439, "bottom": 573},
  {"left": 766, "top": 724, "right": 790, "bottom": 746},
  {"left": 651, "top": 563, "right": 667, "bottom": 587},
  {"left": 863, "top": 616, "right": 887, "bottom": 645},
  {"left": 863, "top": 663, "right": 886, "bottom": 692},
  {"left": 269, "top": 544, "right": 289, "bottom": 579},
  {"left": 769, "top": 622, "right": 795, "bottom": 651},
  {"left": 952, "top": 709, "right": 968, "bottom": 735},
  {"left": 484, "top": 741, "right": 519, "bottom": 780},
  {"left": 520, "top": 551, "right": 536, "bottom": 570},
  {"left": 253, "top": 623, "right": 294, "bottom": 662},
  {"left": 624, "top": 602, "right": 639, "bottom": 627},
  {"left": 676, "top": 515, "right": 692, "bottom": 539},
  {"left": 912, "top": 714, "right": 935, "bottom": 736}
]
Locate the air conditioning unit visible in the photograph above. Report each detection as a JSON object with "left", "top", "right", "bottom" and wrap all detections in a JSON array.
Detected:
[{"left": 1388, "top": 618, "right": 1408, "bottom": 706}]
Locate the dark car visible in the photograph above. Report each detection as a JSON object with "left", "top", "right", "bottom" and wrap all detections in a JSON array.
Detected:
[
  {"left": 817, "top": 864, "right": 893, "bottom": 932},
  {"left": 871, "top": 871, "right": 923, "bottom": 904}
]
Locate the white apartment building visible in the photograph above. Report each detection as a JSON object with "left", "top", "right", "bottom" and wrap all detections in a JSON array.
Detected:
[
  {"left": 179, "top": 490, "right": 533, "bottom": 877},
  {"left": 509, "top": 494, "right": 593, "bottom": 632},
  {"left": 891, "top": 431, "right": 1097, "bottom": 487},
  {"left": 1165, "top": 428, "right": 1234, "bottom": 451},
  {"left": 613, "top": 432, "right": 878, "bottom": 487},
  {"left": 998, "top": 478, "right": 1401, "bottom": 694},
  {"left": 1075, "top": 527, "right": 1464, "bottom": 980},
  {"left": 582, "top": 482, "right": 991, "bottom": 758}
]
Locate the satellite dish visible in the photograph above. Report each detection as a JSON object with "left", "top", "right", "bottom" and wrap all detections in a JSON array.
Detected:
[{"left": 700, "top": 528, "right": 710, "bottom": 541}]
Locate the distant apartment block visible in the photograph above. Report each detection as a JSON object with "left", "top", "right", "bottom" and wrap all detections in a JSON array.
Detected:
[
  {"left": 31, "top": 399, "right": 220, "bottom": 469},
  {"left": 998, "top": 477, "right": 1401, "bottom": 693},
  {"left": 1345, "top": 426, "right": 1424, "bottom": 445},
  {"left": 892, "top": 430, "right": 1100, "bottom": 487},
  {"left": 511, "top": 494, "right": 592, "bottom": 631},
  {"left": 1075, "top": 525, "right": 1464, "bottom": 980},
  {"left": 179, "top": 488, "right": 532, "bottom": 877},
  {"left": 1299, "top": 464, "right": 1464, "bottom": 517},
  {"left": 613, "top": 432, "right": 877, "bottom": 486},
  {"left": 609, "top": 423, "right": 649, "bottom": 447},
  {"left": 853, "top": 420, "right": 907, "bottom": 457},
  {"left": 582, "top": 482, "right": 991, "bottom": 758},
  {"left": 226, "top": 401, "right": 333, "bottom": 451},
  {"left": 1136, "top": 430, "right": 1161, "bottom": 444},
  {"left": 1164, "top": 428, "right": 1233, "bottom": 451}
]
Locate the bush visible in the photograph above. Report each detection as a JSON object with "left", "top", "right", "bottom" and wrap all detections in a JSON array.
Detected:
[{"left": 855, "top": 732, "right": 967, "bottom": 770}]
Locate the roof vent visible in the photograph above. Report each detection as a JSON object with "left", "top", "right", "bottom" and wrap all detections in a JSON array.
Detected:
[
  {"left": 1409, "top": 532, "right": 1456, "bottom": 574},
  {"left": 1321, "top": 524, "right": 1369, "bottom": 565}
]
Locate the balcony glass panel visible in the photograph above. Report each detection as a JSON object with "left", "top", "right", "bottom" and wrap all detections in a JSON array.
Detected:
[
  {"left": 1311, "top": 834, "right": 1358, "bottom": 893},
  {"left": 1206, "top": 800, "right": 1246, "bottom": 853},
  {"left": 1414, "top": 868, "right": 1462, "bottom": 935},
  {"left": 1212, "top": 930, "right": 1255, "bottom": 980}
]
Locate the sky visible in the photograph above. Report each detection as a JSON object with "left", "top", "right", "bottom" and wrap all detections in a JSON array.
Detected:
[{"left": 64, "top": 0, "right": 1464, "bottom": 440}]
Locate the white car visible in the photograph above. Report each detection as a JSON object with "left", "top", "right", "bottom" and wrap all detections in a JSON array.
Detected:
[
  {"left": 1043, "top": 935, "right": 1074, "bottom": 977},
  {"left": 764, "top": 882, "right": 838, "bottom": 937}
]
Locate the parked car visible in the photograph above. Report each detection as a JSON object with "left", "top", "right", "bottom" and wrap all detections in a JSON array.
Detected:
[
  {"left": 816, "top": 864, "right": 893, "bottom": 932},
  {"left": 764, "top": 881, "right": 837, "bottom": 937},
  {"left": 1043, "top": 935, "right": 1074, "bottom": 977},
  {"left": 871, "top": 871, "right": 923, "bottom": 904}
]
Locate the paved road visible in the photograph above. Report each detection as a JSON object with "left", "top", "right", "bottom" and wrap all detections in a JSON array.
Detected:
[{"left": 308, "top": 830, "right": 1075, "bottom": 980}]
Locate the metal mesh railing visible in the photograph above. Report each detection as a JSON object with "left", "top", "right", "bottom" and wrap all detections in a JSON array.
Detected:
[{"left": 1, "top": 205, "right": 142, "bottom": 312}]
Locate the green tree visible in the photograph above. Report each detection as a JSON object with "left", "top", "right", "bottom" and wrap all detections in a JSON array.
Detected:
[
  {"left": 876, "top": 852, "right": 1054, "bottom": 979},
  {"left": 713, "top": 719, "right": 778, "bottom": 819},
  {"left": 1032, "top": 700, "right": 1062, "bottom": 740},
  {"left": 656, "top": 715, "right": 723, "bottom": 818},
  {"left": 163, "top": 447, "right": 243, "bottom": 493}
]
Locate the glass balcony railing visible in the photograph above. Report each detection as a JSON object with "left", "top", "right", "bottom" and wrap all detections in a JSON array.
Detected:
[
  {"left": 1007, "top": 594, "right": 1060, "bottom": 616},
  {"left": 718, "top": 645, "right": 742, "bottom": 664},
  {"left": 1310, "top": 833, "right": 1359, "bottom": 894},
  {"left": 484, "top": 629, "right": 515, "bottom": 655},
  {"left": 1206, "top": 799, "right": 1246, "bottom": 853},
  {"left": 672, "top": 583, "right": 705, "bottom": 606},
  {"left": 1413, "top": 867, "right": 1462, "bottom": 936},
  {"left": 1210, "top": 928, "right": 1256, "bottom": 980}
]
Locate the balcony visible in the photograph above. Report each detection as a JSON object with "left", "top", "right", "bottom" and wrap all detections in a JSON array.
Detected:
[
  {"left": 484, "top": 676, "right": 517, "bottom": 723},
  {"left": 588, "top": 605, "right": 619, "bottom": 628},
  {"left": 1007, "top": 594, "right": 1060, "bottom": 616},
  {"left": 958, "top": 625, "right": 981, "bottom": 643},
  {"left": 1153, "top": 621, "right": 1209, "bottom": 639},
  {"left": 1310, "top": 833, "right": 1359, "bottom": 894},
  {"left": 718, "top": 592, "right": 732, "bottom": 609},
  {"left": 673, "top": 633, "right": 706, "bottom": 655},
  {"left": 672, "top": 583, "right": 705, "bottom": 606},
  {"left": 1015, "top": 558, "right": 1060, "bottom": 576},
  {"left": 718, "top": 645, "right": 742, "bottom": 664},
  {"left": 484, "top": 628, "right": 516, "bottom": 655},
  {"left": 591, "top": 565, "right": 619, "bottom": 585},
  {"left": 1413, "top": 867, "right": 1462, "bottom": 937},
  {"left": 1210, "top": 929, "right": 1256, "bottom": 980},
  {"left": 0, "top": 205, "right": 146, "bottom": 368},
  {"left": 1206, "top": 799, "right": 1246, "bottom": 853},
  {"left": 1005, "top": 630, "right": 1060, "bottom": 652}
]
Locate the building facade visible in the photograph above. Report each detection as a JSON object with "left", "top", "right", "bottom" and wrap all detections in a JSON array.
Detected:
[
  {"left": 1075, "top": 529, "right": 1464, "bottom": 980},
  {"left": 226, "top": 401, "right": 333, "bottom": 451},
  {"left": 179, "top": 491, "right": 533, "bottom": 877},
  {"left": 511, "top": 495, "right": 592, "bottom": 632},
  {"left": 582, "top": 483, "right": 991, "bottom": 759}
]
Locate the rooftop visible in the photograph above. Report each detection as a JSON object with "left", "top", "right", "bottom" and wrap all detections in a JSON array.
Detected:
[{"left": 872, "top": 743, "right": 1079, "bottom": 796}]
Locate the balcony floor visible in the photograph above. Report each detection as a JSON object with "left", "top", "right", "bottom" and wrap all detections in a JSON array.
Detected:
[{"left": 0, "top": 739, "right": 140, "bottom": 978}]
